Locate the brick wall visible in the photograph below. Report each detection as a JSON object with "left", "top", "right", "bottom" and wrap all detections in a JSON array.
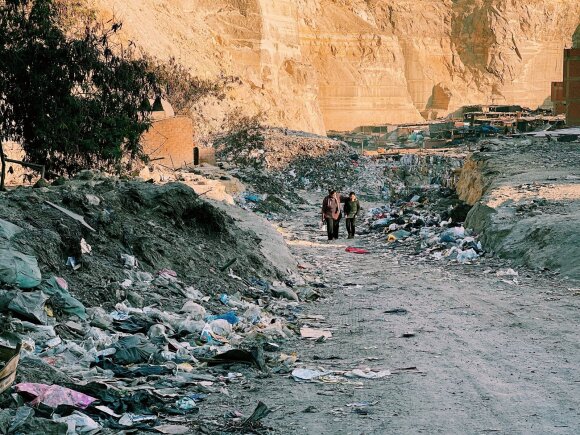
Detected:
[
  {"left": 141, "top": 116, "right": 195, "bottom": 168},
  {"left": 564, "top": 48, "right": 580, "bottom": 126},
  {"left": 1, "top": 141, "right": 39, "bottom": 186},
  {"left": 551, "top": 81, "right": 565, "bottom": 115}
]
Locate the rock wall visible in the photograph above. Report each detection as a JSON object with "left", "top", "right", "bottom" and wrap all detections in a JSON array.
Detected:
[{"left": 91, "top": 0, "right": 580, "bottom": 133}]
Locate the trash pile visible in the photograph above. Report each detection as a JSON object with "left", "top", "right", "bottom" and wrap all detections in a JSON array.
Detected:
[
  {"left": 380, "top": 152, "right": 465, "bottom": 201},
  {"left": 219, "top": 128, "right": 362, "bottom": 213},
  {"left": 366, "top": 193, "right": 484, "bottom": 264},
  {"left": 0, "top": 173, "right": 314, "bottom": 433}
]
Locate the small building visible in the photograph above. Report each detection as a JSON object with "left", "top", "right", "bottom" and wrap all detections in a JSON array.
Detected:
[
  {"left": 141, "top": 98, "right": 195, "bottom": 168},
  {"left": 564, "top": 48, "right": 580, "bottom": 126}
]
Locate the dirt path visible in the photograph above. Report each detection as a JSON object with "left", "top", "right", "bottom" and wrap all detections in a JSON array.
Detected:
[{"left": 247, "top": 195, "right": 580, "bottom": 434}]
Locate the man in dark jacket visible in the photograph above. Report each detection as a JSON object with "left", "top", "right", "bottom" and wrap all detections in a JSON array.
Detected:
[
  {"left": 321, "top": 189, "right": 340, "bottom": 240},
  {"left": 343, "top": 192, "right": 361, "bottom": 239}
]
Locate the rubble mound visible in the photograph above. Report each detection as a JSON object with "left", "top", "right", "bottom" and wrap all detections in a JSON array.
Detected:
[
  {"left": 0, "top": 175, "right": 281, "bottom": 310},
  {"left": 221, "top": 128, "right": 360, "bottom": 205},
  {"left": 458, "top": 139, "right": 580, "bottom": 280}
]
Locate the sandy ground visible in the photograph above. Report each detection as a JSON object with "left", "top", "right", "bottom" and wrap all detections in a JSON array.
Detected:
[{"left": 211, "top": 194, "right": 580, "bottom": 434}]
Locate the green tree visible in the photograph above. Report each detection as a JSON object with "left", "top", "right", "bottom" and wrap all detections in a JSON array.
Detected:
[{"left": 0, "top": 0, "right": 158, "bottom": 188}]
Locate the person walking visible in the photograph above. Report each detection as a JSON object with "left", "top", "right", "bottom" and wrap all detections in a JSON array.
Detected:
[
  {"left": 321, "top": 189, "right": 340, "bottom": 240},
  {"left": 333, "top": 190, "right": 345, "bottom": 240},
  {"left": 343, "top": 191, "right": 360, "bottom": 239}
]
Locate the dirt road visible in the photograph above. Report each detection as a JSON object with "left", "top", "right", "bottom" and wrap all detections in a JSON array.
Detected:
[{"left": 240, "top": 195, "right": 580, "bottom": 434}]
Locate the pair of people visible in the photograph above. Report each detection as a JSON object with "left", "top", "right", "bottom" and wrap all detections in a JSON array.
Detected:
[{"left": 321, "top": 190, "right": 360, "bottom": 240}]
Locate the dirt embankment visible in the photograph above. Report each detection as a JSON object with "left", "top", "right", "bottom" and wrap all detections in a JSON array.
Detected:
[
  {"left": 0, "top": 173, "right": 284, "bottom": 310},
  {"left": 457, "top": 139, "right": 580, "bottom": 281}
]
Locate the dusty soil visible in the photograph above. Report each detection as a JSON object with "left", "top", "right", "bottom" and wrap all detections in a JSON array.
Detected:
[
  {"left": 204, "top": 193, "right": 580, "bottom": 434},
  {"left": 459, "top": 139, "right": 580, "bottom": 280}
]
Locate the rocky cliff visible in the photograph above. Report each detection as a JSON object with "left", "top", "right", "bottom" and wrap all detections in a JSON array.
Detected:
[{"left": 92, "top": 0, "right": 580, "bottom": 134}]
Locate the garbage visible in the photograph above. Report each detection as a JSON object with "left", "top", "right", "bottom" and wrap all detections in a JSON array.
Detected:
[
  {"left": 346, "top": 368, "right": 391, "bottom": 379},
  {"left": 345, "top": 247, "right": 369, "bottom": 254},
  {"left": 80, "top": 238, "right": 92, "bottom": 255},
  {"left": 180, "top": 300, "right": 206, "bottom": 320},
  {"left": 271, "top": 286, "right": 299, "bottom": 301},
  {"left": 112, "top": 335, "right": 158, "bottom": 365},
  {"left": 242, "top": 401, "right": 271, "bottom": 427},
  {"left": 0, "top": 249, "right": 42, "bottom": 289},
  {"left": 66, "top": 257, "right": 81, "bottom": 271},
  {"left": 383, "top": 308, "right": 408, "bottom": 315},
  {"left": 154, "top": 424, "right": 191, "bottom": 434},
  {"left": 53, "top": 411, "right": 101, "bottom": 434},
  {"left": 175, "top": 397, "right": 198, "bottom": 412},
  {"left": 44, "top": 200, "right": 96, "bottom": 231},
  {"left": 387, "top": 230, "right": 411, "bottom": 242},
  {"left": 118, "top": 413, "right": 157, "bottom": 427},
  {"left": 201, "top": 348, "right": 266, "bottom": 371},
  {"left": 120, "top": 254, "right": 139, "bottom": 269},
  {"left": 8, "top": 291, "right": 49, "bottom": 324},
  {"left": 300, "top": 327, "right": 332, "bottom": 340},
  {"left": 291, "top": 368, "right": 332, "bottom": 381},
  {"left": 15, "top": 383, "right": 97, "bottom": 409},
  {"left": 42, "top": 277, "right": 87, "bottom": 320},
  {"left": 0, "top": 218, "right": 23, "bottom": 242},
  {"left": 456, "top": 248, "right": 479, "bottom": 264},
  {"left": 496, "top": 268, "right": 518, "bottom": 277},
  {"left": 0, "top": 342, "right": 21, "bottom": 394},
  {"left": 204, "top": 311, "right": 239, "bottom": 325}
]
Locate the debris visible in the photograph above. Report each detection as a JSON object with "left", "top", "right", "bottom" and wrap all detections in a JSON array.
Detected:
[
  {"left": 80, "top": 238, "right": 92, "bottom": 255},
  {"left": 292, "top": 368, "right": 332, "bottom": 381},
  {"left": 242, "top": 401, "right": 271, "bottom": 427},
  {"left": 271, "top": 285, "right": 299, "bottom": 301},
  {"left": 0, "top": 249, "right": 42, "bottom": 289},
  {"left": 0, "top": 342, "right": 21, "bottom": 394},
  {"left": 300, "top": 327, "right": 332, "bottom": 340},
  {"left": 8, "top": 291, "right": 49, "bottom": 324},
  {"left": 154, "top": 425, "right": 191, "bottom": 434},
  {"left": 14, "top": 383, "right": 97, "bottom": 409},
  {"left": 496, "top": 268, "right": 519, "bottom": 277},
  {"left": 53, "top": 411, "right": 101, "bottom": 434},
  {"left": 44, "top": 200, "right": 96, "bottom": 232},
  {"left": 118, "top": 413, "right": 157, "bottom": 427},
  {"left": 346, "top": 368, "right": 391, "bottom": 379},
  {"left": 345, "top": 247, "right": 370, "bottom": 254},
  {"left": 201, "top": 348, "right": 267, "bottom": 371},
  {"left": 205, "top": 311, "right": 239, "bottom": 325},
  {"left": 383, "top": 308, "right": 408, "bottom": 315}
]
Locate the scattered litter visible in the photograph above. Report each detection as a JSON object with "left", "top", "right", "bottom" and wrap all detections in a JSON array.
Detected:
[
  {"left": 242, "top": 401, "right": 271, "bottom": 427},
  {"left": 53, "top": 411, "right": 101, "bottom": 434},
  {"left": 15, "top": 383, "right": 96, "bottom": 409},
  {"left": 346, "top": 368, "right": 391, "bottom": 379},
  {"left": 345, "top": 247, "right": 369, "bottom": 254},
  {"left": 496, "top": 268, "right": 519, "bottom": 277},
  {"left": 384, "top": 308, "right": 408, "bottom": 315},
  {"left": 292, "top": 368, "right": 332, "bottom": 381},
  {"left": 154, "top": 425, "right": 191, "bottom": 434},
  {"left": 300, "top": 327, "right": 332, "bottom": 340},
  {"left": 80, "top": 238, "right": 92, "bottom": 255},
  {"left": 118, "top": 413, "right": 157, "bottom": 427},
  {"left": 45, "top": 200, "right": 96, "bottom": 231}
]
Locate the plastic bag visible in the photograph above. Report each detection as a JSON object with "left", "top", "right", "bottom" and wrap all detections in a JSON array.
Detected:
[
  {"left": 112, "top": 335, "right": 157, "bottom": 365},
  {"left": 42, "top": 277, "right": 86, "bottom": 320},
  {"left": 8, "top": 291, "right": 49, "bottom": 324},
  {"left": 0, "top": 249, "right": 42, "bottom": 289}
]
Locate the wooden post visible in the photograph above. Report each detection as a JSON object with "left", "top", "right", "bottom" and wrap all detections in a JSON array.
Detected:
[{"left": 0, "top": 143, "right": 6, "bottom": 191}]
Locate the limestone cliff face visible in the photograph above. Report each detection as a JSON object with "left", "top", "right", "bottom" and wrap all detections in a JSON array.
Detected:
[{"left": 92, "top": 0, "right": 580, "bottom": 134}]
